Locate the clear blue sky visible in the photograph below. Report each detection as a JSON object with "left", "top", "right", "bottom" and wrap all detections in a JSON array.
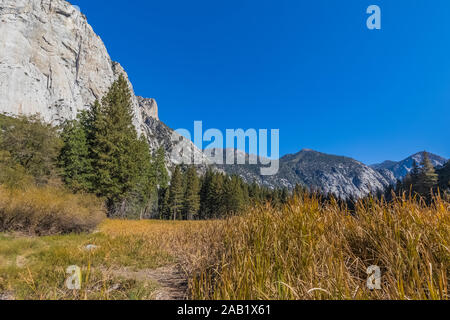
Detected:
[{"left": 73, "top": 0, "right": 449, "bottom": 164}]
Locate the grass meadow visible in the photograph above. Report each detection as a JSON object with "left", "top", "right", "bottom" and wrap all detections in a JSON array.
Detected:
[{"left": 0, "top": 194, "right": 448, "bottom": 300}]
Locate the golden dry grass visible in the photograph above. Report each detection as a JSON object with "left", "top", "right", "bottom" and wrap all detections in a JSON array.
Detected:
[
  {"left": 1, "top": 194, "right": 448, "bottom": 300},
  {"left": 0, "top": 220, "right": 188, "bottom": 299},
  {"left": 189, "top": 194, "right": 450, "bottom": 300},
  {"left": 0, "top": 185, "right": 106, "bottom": 235}
]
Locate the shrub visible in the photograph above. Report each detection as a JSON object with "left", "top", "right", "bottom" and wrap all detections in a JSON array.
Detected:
[
  {"left": 0, "top": 114, "right": 62, "bottom": 185},
  {"left": 0, "top": 151, "right": 34, "bottom": 189},
  {"left": 0, "top": 185, "right": 106, "bottom": 235}
]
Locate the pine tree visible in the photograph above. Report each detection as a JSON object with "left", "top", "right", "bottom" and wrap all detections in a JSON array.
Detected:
[
  {"left": 199, "top": 169, "right": 214, "bottom": 219},
  {"left": 417, "top": 152, "right": 438, "bottom": 199},
  {"left": 208, "top": 173, "right": 225, "bottom": 218},
  {"left": 183, "top": 166, "right": 201, "bottom": 220},
  {"left": 58, "top": 120, "right": 92, "bottom": 192},
  {"left": 223, "top": 175, "right": 245, "bottom": 214},
  {"left": 78, "top": 100, "right": 101, "bottom": 147},
  {"left": 89, "top": 75, "right": 152, "bottom": 216},
  {"left": 168, "top": 165, "right": 185, "bottom": 220},
  {"left": 129, "top": 135, "right": 157, "bottom": 218},
  {"left": 271, "top": 190, "right": 280, "bottom": 207},
  {"left": 154, "top": 147, "right": 169, "bottom": 189},
  {"left": 410, "top": 160, "right": 421, "bottom": 192},
  {"left": 438, "top": 161, "right": 450, "bottom": 191},
  {"left": 402, "top": 174, "right": 413, "bottom": 195},
  {"left": 158, "top": 187, "right": 170, "bottom": 219}
]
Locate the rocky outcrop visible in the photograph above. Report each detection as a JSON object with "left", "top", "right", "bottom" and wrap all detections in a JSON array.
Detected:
[
  {"left": 0, "top": 0, "right": 208, "bottom": 166},
  {"left": 0, "top": 0, "right": 154, "bottom": 134},
  {"left": 2, "top": 0, "right": 443, "bottom": 198},
  {"left": 219, "top": 149, "right": 391, "bottom": 199},
  {"left": 141, "top": 115, "right": 211, "bottom": 171},
  {"left": 138, "top": 97, "right": 158, "bottom": 121}
]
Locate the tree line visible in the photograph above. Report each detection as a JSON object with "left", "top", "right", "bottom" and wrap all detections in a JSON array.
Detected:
[
  {"left": 1, "top": 75, "right": 289, "bottom": 220},
  {"left": 157, "top": 167, "right": 290, "bottom": 220},
  {"left": 2, "top": 75, "right": 448, "bottom": 219},
  {"left": 58, "top": 75, "right": 168, "bottom": 218}
]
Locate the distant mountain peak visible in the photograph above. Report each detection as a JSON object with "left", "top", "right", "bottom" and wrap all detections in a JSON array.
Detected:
[
  {"left": 371, "top": 151, "right": 448, "bottom": 184},
  {"left": 217, "top": 147, "right": 390, "bottom": 199}
]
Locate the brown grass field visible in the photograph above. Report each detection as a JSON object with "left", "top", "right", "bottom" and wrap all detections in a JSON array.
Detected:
[{"left": 0, "top": 194, "right": 449, "bottom": 300}]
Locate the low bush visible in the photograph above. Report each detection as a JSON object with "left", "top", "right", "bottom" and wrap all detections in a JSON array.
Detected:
[{"left": 0, "top": 185, "right": 106, "bottom": 235}]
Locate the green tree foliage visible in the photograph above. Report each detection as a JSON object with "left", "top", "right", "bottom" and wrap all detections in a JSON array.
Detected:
[
  {"left": 207, "top": 172, "right": 225, "bottom": 218},
  {"left": 58, "top": 75, "right": 158, "bottom": 217},
  {"left": 152, "top": 147, "right": 170, "bottom": 219},
  {"left": 0, "top": 150, "right": 33, "bottom": 189},
  {"left": 0, "top": 114, "right": 61, "bottom": 185},
  {"left": 58, "top": 120, "right": 92, "bottom": 192},
  {"left": 280, "top": 188, "right": 289, "bottom": 204},
  {"left": 168, "top": 165, "right": 185, "bottom": 220},
  {"left": 438, "top": 161, "right": 450, "bottom": 191},
  {"left": 179, "top": 169, "right": 289, "bottom": 220},
  {"left": 395, "top": 152, "right": 440, "bottom": 201},
  {"left": 127, "top": 135, "right": 157, "bottom": 218},
  {"left": 183, "top": 166, "right": 201, "bottom": 220},
  {"left": 90, "top": 75, "right": 138, "bottom": 206},
  {"left": 199, "top": 169, "right": 214, "bottom": 219},
  {"left": 223, "top": 175, "right": 245, "bottom": 214},
  {"left": 417, "top": 152, "right": 438, "bottom": 198},
  {"left": 410, "top": 160, "right": 421, "bottom": 191},
  {"left": 154, "top": 147, "right": 169, "bottom": 189},
  {"left": 158, "top": 187, "right": 170, "bottom": 219}
]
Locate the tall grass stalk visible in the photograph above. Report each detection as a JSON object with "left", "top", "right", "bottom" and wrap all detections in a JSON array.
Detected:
[{"left": 190, "top": 194, "right": 449, "bottom": 300}]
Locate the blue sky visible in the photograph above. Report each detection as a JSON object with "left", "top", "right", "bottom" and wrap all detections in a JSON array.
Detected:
[{"left": 73, "top": 0, "right": 449, "bottom": 164}]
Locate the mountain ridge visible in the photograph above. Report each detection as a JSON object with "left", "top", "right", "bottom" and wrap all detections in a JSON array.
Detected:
[
  {"left": 371, "top": 151, "right": 447, "bottom": 185},
  {"left": 217, "top": 149, "right": 392, "bottom": 199},
  {"left": 0, "top": 0, "right": 447, "bottom": 199},
  {"left": 0, "top": 0, "right": 210, "bottom": 167}
]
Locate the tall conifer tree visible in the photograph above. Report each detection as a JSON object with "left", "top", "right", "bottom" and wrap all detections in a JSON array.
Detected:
[
  {"left": 417, "top": 152, "right": 438, "bottom": 199},
  {"left": 58, "top": 120, "right": 92, "bottom": 192},
  {"left": 88, "top": 75, "right": 154, "bottom": 216},
  {"left": 168, "top": 165, "right": 184, "bottom": 220},
  {"left": 154, "top": 147, "right": 169, "bottom": 189},
  {"left": 183, "top": 166, "right": 201, "bottom": 220},
  {"left": 438, "top": 161, "right": 450, "bottom": 191}
]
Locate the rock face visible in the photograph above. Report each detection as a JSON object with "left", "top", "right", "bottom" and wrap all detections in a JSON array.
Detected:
[
  {"left": 221, "top": 149, "right": 448, "bottom": 198},
  {"left": 0, "top": 0, "right": 209, "bottom": 166},
  {"left": 219, "top": 149, "right": 391, "bottom": 199},
  {"left": 137, "top": 97, "right": 158, "bottom": 121},
  {"left": 277, "top": 150, "right": 390, "bottom": 198},
  {"left": 0, "top": 0, "right": 145, "bottom": 128},
  {"left": 140, "top": 114, "right": 211, "bottom": 170},
  {"left": 0, "top": 0, "right": 444, "bottom": 199}
]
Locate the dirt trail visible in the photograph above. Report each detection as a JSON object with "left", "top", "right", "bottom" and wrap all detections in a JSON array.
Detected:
[{"left": 104, "top": 265, "right": 188, "bottom": 300}]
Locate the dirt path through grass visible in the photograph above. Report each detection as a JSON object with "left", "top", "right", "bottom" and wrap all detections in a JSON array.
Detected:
[{"left": 101, "top": 265, "right": 188, "bottom": 300}]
